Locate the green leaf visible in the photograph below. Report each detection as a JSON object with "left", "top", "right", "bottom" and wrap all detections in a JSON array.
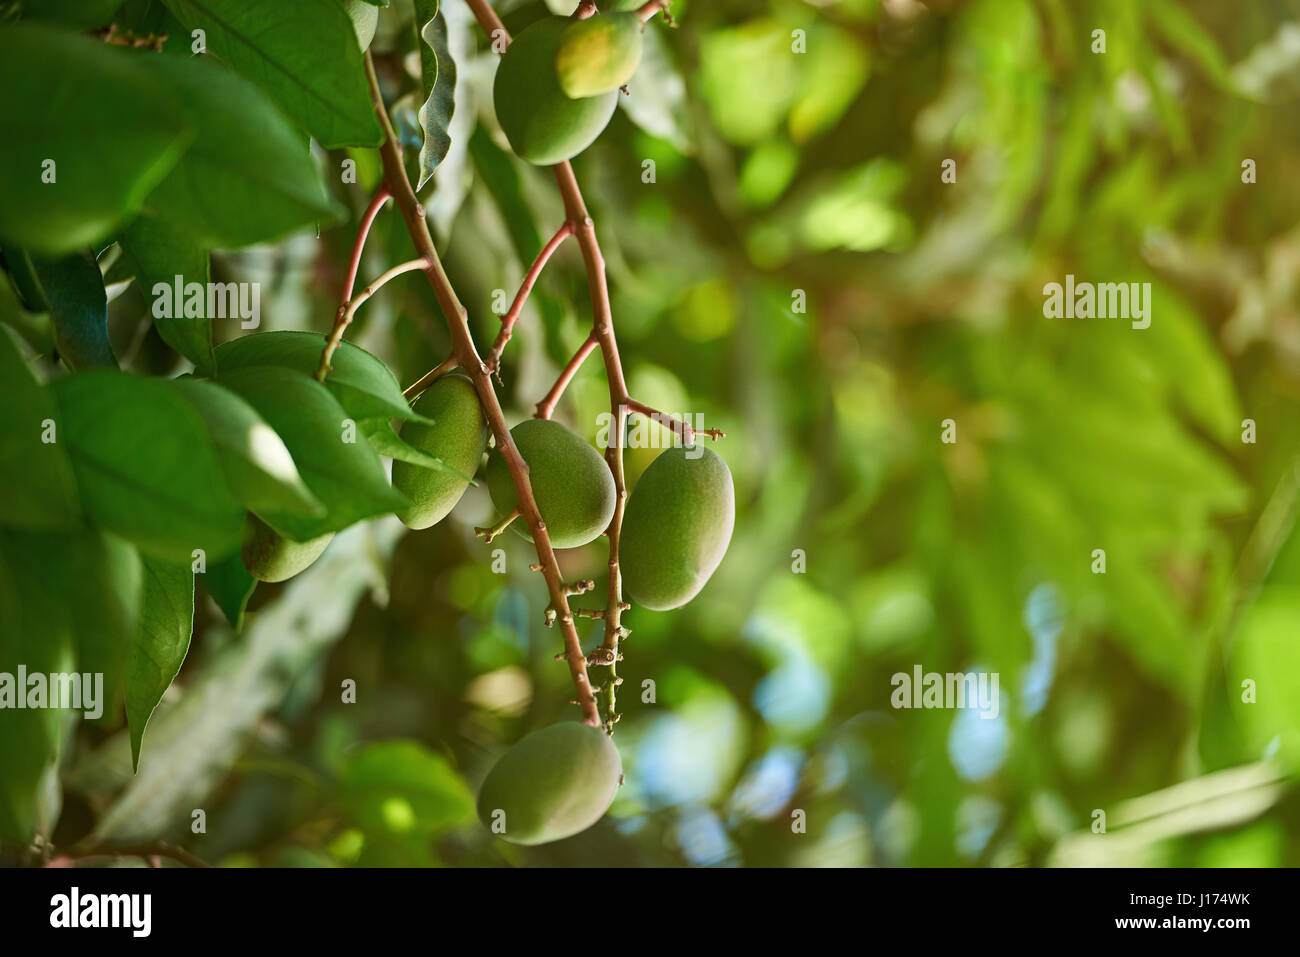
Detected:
[
  {"left": 69, "top": 530, "right": 144, "bottom": 721},
  {"left": 204, "top": 549, "right": 257, "bottom": 632},
  {"left": 50, "top": 370, "right": 245, "bottom": 562},
  {"left": 31, "top": 250, "right": 117, "bottom": 370},
  {"left": 214, "top": 331, "right": 428, "bottom": 423},
  {"left": 0, "top": 329, "right": 81, "bottom": 530},
  {"left": 126, "top": 556, "right": 195, "bottom": 771},
  {"left": 338, "top": 740, "right": 475, "bottom": 836},
  {"left": 0, "top": 527, "right": 141, "bottom": 842},
  {"left": 167, "top": 378, "right": 324, "bottom": 519},
  {"left": 21, "top": 0, "right": 125, "bottom": 30},
  {"left": 413, "top": 2, "right": 457, "bottom": 191},
  {"left": 0, "top": 266, "right": 55, "bottom": 357},
  {"left": 359, "top": 417, "right": 474, "bottom": 482},
  {"left": 134, "top": 53, "right": 345, "bottom": 247},
  {"left": 0, "top": 23, "right": 191, "bottom": 256},
  {"left": 117, "top": 216, "right": 216, "bottom": 372},
  {"left": 161, "top": 0, "right": 383, "bottom": 149},
  {"left": 85, "top": 522, "right": 400, "bottom": 843},
  {"left": 215, "top": 366, "right": 408, "bottom": 541}
]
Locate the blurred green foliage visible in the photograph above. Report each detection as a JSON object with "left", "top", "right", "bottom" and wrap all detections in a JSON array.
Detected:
[{"left": 13, "top": 0, "right": 1300, "bottom": 867}]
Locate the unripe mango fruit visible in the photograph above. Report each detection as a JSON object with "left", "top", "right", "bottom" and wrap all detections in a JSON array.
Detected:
[
  {"left": 493, "top": 17, "right": 619, "bottom": 165},
  {"left": 342, "top": 0, "right": 378, "bottom": 50},
  {"left": 241, "top": 514, "right": 334, "bottom": 583},
  {"left": 477, "top": 722, "right": 621, "bottom": 845},
  {"left": 485, "top": 418, "right": 615, "bottom": 549},
  {"left": 392, "top": 373, "right": 488, "bottom": 530},
  {"left": 555, "top": 13, "right": 644, "bottom": 98},
  {"left": 620, "top": 447, "right": 735, "bottom": 610}
]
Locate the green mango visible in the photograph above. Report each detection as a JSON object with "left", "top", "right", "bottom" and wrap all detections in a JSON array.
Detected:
[
  {"left": 477, "top": 722, "right": 621, "bottom": 845},
  {"left": 493, "top": 16, "right": 619, "bottom": 165},
  {"left": 342, "top": 0, "right": 378, "bottom": 50},
  {"left": 241, "top": 514, "right": 333, "bottom": 583},
  {"left": 556, "top": 13, "right": 644, "bottom": 98},
  {"left": 620, "top": 447, "right": 735, "bottom": 610},
  {"left": 485, "top": 418, "right": 615, "bottom": 549},
  {"left": 392, "top": 373, "right": 487, "bottom": 530}
]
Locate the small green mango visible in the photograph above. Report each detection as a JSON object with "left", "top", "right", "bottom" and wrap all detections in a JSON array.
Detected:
[
  {"left": 477, "top": 722, "right": 621, "bottom": 845},
  {"left": 493, "top": 17, "right": 619, "bottom": 165},
  {"left": 620, "top": 447, "right": 735, "bottom": 610},
  {"left": 555, "top": 13, "right": 644, "bottom": 98},
  {"left": 342, "top": 0, "right": 378, "bottom": 50},
  {"left": 241, "top": 514, "right": 334, "bottom": 583},
  {"left": 485, "top": 418, "right": 615, "bottom": 549},
  {"left": 392, "top": 373, "right": 487, "bottom": 530}
]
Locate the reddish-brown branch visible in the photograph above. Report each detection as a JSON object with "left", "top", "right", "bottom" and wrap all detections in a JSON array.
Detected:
[
  {"left": 636, "top": 1, "right": 674, "bottom": 26},
  {"left": 364, "top": 50, "right": 600, "bottom": 726},
  {"left": 402, "top": 353, "right": 459, "bottom": 399},
  {"left": 318, "top": 258, "right": 429, "bottom": 380},
  {"left": 625, "top": 399, "right": 726, "bottom": 444},
  {"left": 486, "top": 222, "right": 574, "bottom": 378},
  {"left": 317, "top": 186, "right": 393, "bottom": 381},
  {"left": 464, "top": 0, "right": 668, "bottom": 730},
  {"left": 535, "top": 335, "right": 598, "bottom": 419},
  {"left": 343, "top": 188, "right": 391, "bottom": 303}
]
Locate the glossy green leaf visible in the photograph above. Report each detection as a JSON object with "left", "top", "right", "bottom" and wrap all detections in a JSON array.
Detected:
[
  {"left": 50, "top": 370, "right": 244, "bottom": 562},
  {"left": 215, "top": 366, "right": 408, "bottom": 541},
  {"left": 0, "top": 329, "right": 81, "bottom": 530},
  {"left": 126, "top": 556, "right": 195, "bottom": 771},
  {"left": 0, "top": 24, "right": 191, "bottom": 256},
  {"left": 214, "top": 331, "right": 428, "bottom": 423},
  {"left": 31, "top": 251, "right": 117, "bottom": 370},
  {"left": 167, "top": 378, "right": 324, "bottom": 519},
  {"left": 359, "top": 417, "right": 474, "bottom": 482},
  {"left": 117, "top": 215, "right": 215, "bottom": 371},
  {"left": 135, "top": 53, "right": 345, "bottom": 247},
  {"left": 161, "top": 0, "right": 383, "bottom": 149}
]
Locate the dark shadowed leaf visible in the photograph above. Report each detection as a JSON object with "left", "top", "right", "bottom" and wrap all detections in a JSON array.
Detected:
[
  {"left": 31, "top": 251, "right": 117, "bottom": 370},
  {"left": 117, "top": 215, "right": 216, "bottom": 371},
  {"left": 203, "top": 549, "right": 257, "bottom": 632}
]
